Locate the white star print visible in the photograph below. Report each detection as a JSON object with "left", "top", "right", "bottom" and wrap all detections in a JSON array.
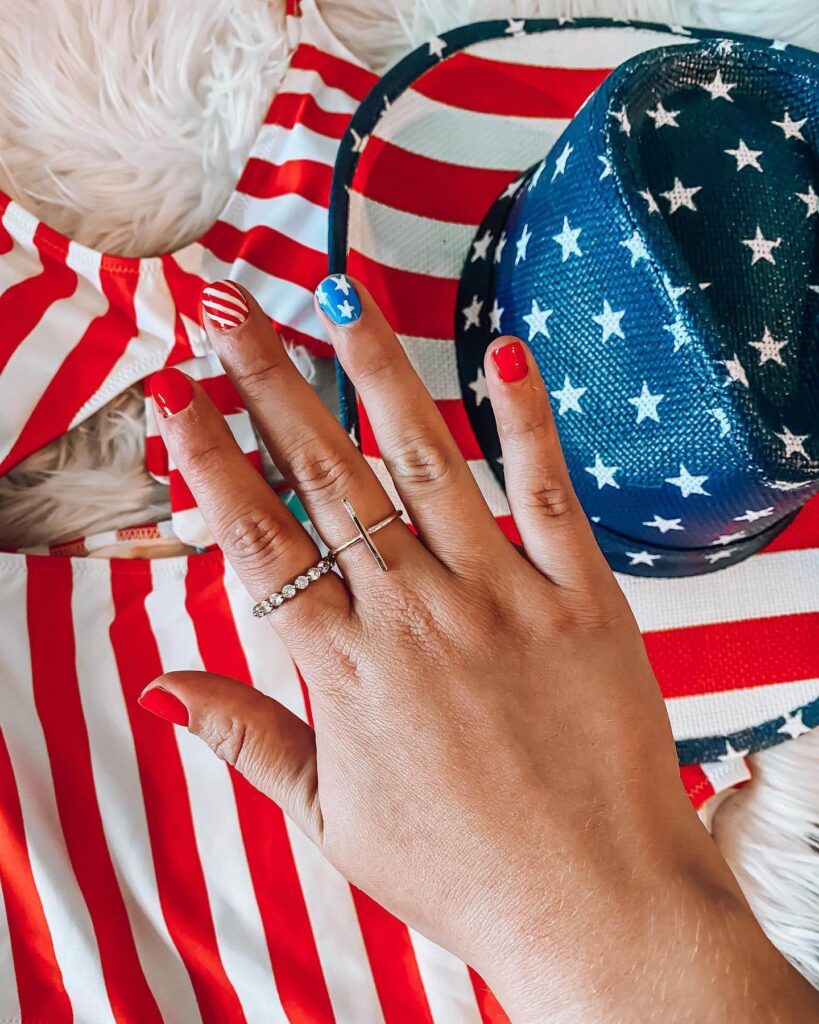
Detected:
[
  {"left": 331, "top": 275, "right": 351, "bottom": 295},
  {"left": 725, "top": 139, "right": 763, "bottom": 172},
  {"left": 705, "top": 549, "right": 735, "bottom": 563},
  {"left": 488, "top": 297, "right": 503, "bottom": 333},
  {"left": 428, "top": 37, "right": 447, "bottom": 59},
  {"left": 772, "top": 111, "right": 807, "bottom": 140},
  {"left": 351, "top": 129, "right": 368, "bottom": 153},
  {"left": 515, "top": 223, "right": 532, "bottom": 264},
  {"left": 610, "top": 105, "right": 631, "bottom": 135},
  {"left": 500, "top": 178, "right": 521, "bottom": 199},
  {"left": 720, "top": 354, "right": 749, "bottom": 387},
  {"left": 505, "top": 18, "right": 525, "bottom": 35},
  {"left": 700, "top": 69, "right": 736, "bottom": 101},
  {"left": 528, "top": 160, "right": 547, "bottom": 192},
  {"left": 522, "top": 299, "right": 553, "bottom": 341},
  {"left": 626, "top": 550, "right": 661, "bottom": 567},
  {"left": 598, "top": 155, "right": 612, "bottom": 180},
  {"left": 348, "top": 424, "right": 358, "bottom": 446},
  {"left": 627, "top": 381, "right": 664, "bottom": 423},
  {"left": 662, "top": 275, "right": 689, "bottom": 306},
  {"left": 660, "top": 177, "right": 702, "bottom": 213},
  {"left": 646, "top": 102, "right": 680, "bottom": 129},
  {"left": 551, "top": 375, "right": 587, "bottom": 415},
  {"left": 734, "top": 507, "right": 774, "bottom": 523},
  {"left": 585, "top": 455, "right": 620, "bottom": 490},
  {"left": 699, "top": 281, "right": 712, "bottom": 290},
  {"left": 470, "top": 230, "right": 493, "bottom": 262},
  {"left": 777, "top": 711, "right": 811, "bottom": 739},
  {"left": 714, "top": 530, "right": 747, "bottom": 545},
  {"left": 494, "top": 232, "right": 507, "bottom": 264},
  {"left": 551, "top": 141, "right": 573, "bottom": 181},
  {"left": 715, "top": 40, "right": 736, "bottom": 55},
  {"left": 776, "top": 426, "right": 810, "bottom": 459},
  {"left": 770, "top": 39, "right": 787, "bottom": 51},
  {"left": 620, "top": 231, "right": 649, "bottom": 267},
  {"left": 643, "top": 514, "right": 684, "bottom": 533},
  {"left": 719, "top": 740, "right": 750, "bottom": 761},
  {"left": 469, "top": 369, "right": 489, "bottom": 405},
  {"left": 663, "top": 318, "right": 689, "bottom": 352},
  {"left": 742, "top": 225, "right": 781, "bottom": 265},
  {"left": 639, "top": 189, "right": 660, "bottom": 214},
  {"left": 667, "top": 23, "right": 691, "bottom": 35},
  {"left": 552, "top": 217, "right": 583, "bottom": 261},
  {"left": 665, "top": 464, "right": 710, "bottom": 497},
  {"left": 338, "top": 299, "right": 355, "bottom": 319},
  {"left": 592, "top": 299, "right": 625, "bottom": 343},
  {"left": 796, "top": 185, "right": 819, "bottom": 217},
  {"left": 461, "top": 295, "right": 483, "bottom": 331},
  {"left": 749, "top": 326, "right": 788, "bottom": 366},
  {"left": 709, "top": 407, "right": 731, "bottom": 437},
  {"left": 767, "top": 478, "right": 810, "bottom": 491}
]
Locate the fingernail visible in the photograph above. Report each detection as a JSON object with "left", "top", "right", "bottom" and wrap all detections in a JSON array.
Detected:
[
  {"left": 149, "top": 368, "right": 194, "bottom": 418},
  {"left": 138, "top": 686, "right": 190, "bottom": 727},
  {"left": 201, "top": 280, "right": 249, "bottom": 332},
  {"left": 492, "top": 341, "right": 529, "bottom": 383},
  {"left": 315, "top": 274, "right": 362, "bottom": 326}
]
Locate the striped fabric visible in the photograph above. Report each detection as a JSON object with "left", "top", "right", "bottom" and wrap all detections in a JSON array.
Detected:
[{"left": 333, "top": 20, "right": 819, "bottom": 767}]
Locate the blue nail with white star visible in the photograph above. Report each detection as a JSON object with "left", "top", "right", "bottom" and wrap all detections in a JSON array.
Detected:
[{"left": 315, "top": 274, "right": 362, "bottom": 326}]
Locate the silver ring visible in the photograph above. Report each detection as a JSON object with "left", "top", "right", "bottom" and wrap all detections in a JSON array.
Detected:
[
  {"left": 252, "top": 554, "right": 335, "bottom": 618},
  {"left": 330, "top": 498, "right": 402, "bottom": 571}
]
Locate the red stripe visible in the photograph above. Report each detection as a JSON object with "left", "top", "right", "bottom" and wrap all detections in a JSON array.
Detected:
[
  {"left": 0, "top": 192, "right": 12, "bottom": 255},
  {"left": 346, "top": 251, "right": 457, "bottom": 338},
  {"left": 412, "top": 53, "right": 610, "bottom": 117},
  {"left": 27, "top": 558, "right": 163, "bottom": 1024},
  {"left": 160, "top": 253, "right": 206, "bottom": 335},
  {"left": 350, "top": 888, "right": 435, "bottom": 1024},
  {"left": 145, "top": 434, "right": 169, "bottom": 479},
  {"left": 267, "top": 91, "right": 351, "bottom": 139},
  {"left": 237, "top": 157, "right": 333, "bottom": 207},
  {"left": 353, "top": 137, "right": 516, "bottom": 224},
  {"left": 645, "top": 612, "right": 819, "bottom": 698},
  {"left": 109, "top": 560, "right": 246, "bottom": 1024},
  {"left": 0, "top": 258, "right": 140, "bottom": 475},
  {"left": 185, "top": 557, "right": 336, "bottom": 1024},
  {"left": 678, "top": 765, "right": 714, "bottom": 809},
  {"left": 0, "top": 726, "right": 72, "bottom": 1022},
  {"left": 763, "top": 494, "right": 818, "bottom": 553},
  {"left": 201, "top": 221, "right": 325, "bottom": 294},
  {"left": 0, "top": 225, "right": 77, "bottom": 375},
  {"left": 468, "top": 969, "right": 510, "bottom": 1024},
  {"left": 357, "top": 399, "right": 483, "bottom": 461},
  {"left": 288, "top": 44, "right": 377, "bottom": 102}
]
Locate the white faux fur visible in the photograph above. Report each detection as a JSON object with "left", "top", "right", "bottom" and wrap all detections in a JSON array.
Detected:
[{"left": 0, "top": 0, "right": 817, "bottom": 989}]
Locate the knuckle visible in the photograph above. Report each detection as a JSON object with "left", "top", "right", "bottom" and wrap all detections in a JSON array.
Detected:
[
  {"left": 518, "top": 472, "right": 576, "bottom": 521},
  {"left": 226, "top": 508, "right": 291, "bottom": 564},
  {"left": 198, "top": 711, "right": 249, "bottom": 768},
  {"left": 497, "top": 409, "right": 552, "bottom": 447},
  {"left": 283, "top": 437, "right": 357, "bottom": 501},
  {"left": 350, "top": 345, "right": 399, "bottom": 389},
  {"left": 389, "top": 431, "right": 456, "bottom": 488}
]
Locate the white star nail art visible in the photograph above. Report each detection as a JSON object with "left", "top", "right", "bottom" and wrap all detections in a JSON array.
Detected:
[
  {"left": 610, "top": 105, "right": 631, "bottom": 135},
  {"left": 461, "top": 295, "right": 483, "bottom": 330},
  {"left": 488, "top": 298, "right": 504, "bottom": 333},
  {"left": 639, "top": 188, "right": 660, "bottom": 214},
  {"left": 469, "top": 368, "right": 489, "bottom": 405},
  {"left": 778, "top": 711, "right": 811, "bottom": 739},
  {"left": 626, "top": 550, "right": 660, "bottom": 566},
  {"left": 720, "top": 354, "right": 749, "bottom": 387},
  {"left": 733, "top": 507, "right": 774, "bottom": 523}
]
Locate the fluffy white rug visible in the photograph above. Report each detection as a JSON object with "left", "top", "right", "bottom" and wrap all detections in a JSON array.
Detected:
[{"left": 1, "top": 0, "right": 817, "bottom": 989}]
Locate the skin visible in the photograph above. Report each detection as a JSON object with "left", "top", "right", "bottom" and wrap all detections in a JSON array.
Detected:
[{"left": 143, "top": 281, "right": 819, "bottom": 1023}]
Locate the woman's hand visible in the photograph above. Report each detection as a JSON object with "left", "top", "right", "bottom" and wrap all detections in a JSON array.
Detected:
[{"left": 142, "top": 278, "right": 817, "bottom": 1023}]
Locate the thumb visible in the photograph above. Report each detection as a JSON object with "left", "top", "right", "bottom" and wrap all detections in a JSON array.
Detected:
[{"left": 138, "top": 671, "right": 323, "bottom": 845}]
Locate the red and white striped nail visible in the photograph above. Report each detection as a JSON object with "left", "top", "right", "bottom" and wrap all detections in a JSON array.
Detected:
[{"left": 201, "top": 280, "right": 249, "bottom": 332}]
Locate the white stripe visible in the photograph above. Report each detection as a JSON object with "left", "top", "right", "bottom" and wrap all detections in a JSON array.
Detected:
[
  {"left": 618, "top": 548, "right": 819, "bottom": 631},
  {"left": 219, "top": 190, "right": 327, "bottom": 255},
  {"left": 700, "top": 757, "right": 752, "bottom": 793},
  {"left": 470, "top": 25, "right": 695, "bottom": 68},
  {"left": 72, "top": 563, "right": 203, "bottom": 1024},
  {"left": 224, "top": 564, "right": 386, "bottom": 1024},
  {"left": 254, "top": 121, "right": 340, "bottom": 167},
  {"left": 348, "top": 191, "right": 471, "bottom": 276},
  {"left": 666, "top": 678, "right": 819, "bottom": 741},
  {"left": 225, "top": 411, "right": 259, "bottom": 455},
  {"left": 0, "top": 565, "right": 115, "bottom": 1023},
  {"left": 364, "top": 455, "right": 510, "bottom": 517},
  {"left": 165, "top": 506, "right": 213, "bottom": 548},
  {"left": 373, "top": 88, "right": 568, "bottom": 171},
  {"left": 400, "top": 335, "right": 462, "bottom": 400},
  {"left": 202, "top": 250, "right": 329, "bottom": 345},
  {"left": 282, "top": 67, "right": 361, "bottom": 115},
  {"left": 0, "top": 881, "right": 21, "bottom": 1022},
  {"left": 144, "top": 566, "right": 289, "bottom": 1024},
  {"left": 408, "top": 930, "right": 483, "bottom": 1024}
]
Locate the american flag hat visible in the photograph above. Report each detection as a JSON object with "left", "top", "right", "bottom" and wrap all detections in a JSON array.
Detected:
[{"left": 328, "top": 17, "right": 819, "bottom": 782}]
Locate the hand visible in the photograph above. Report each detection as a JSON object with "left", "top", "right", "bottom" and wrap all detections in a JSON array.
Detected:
[{"left": 142, "top": 278, "right": 818, "bottom": 1023}]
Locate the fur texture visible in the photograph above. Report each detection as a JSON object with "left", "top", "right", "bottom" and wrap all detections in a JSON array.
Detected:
[{"left": 0, "top": 0, "right": 817, "bottom": 988}]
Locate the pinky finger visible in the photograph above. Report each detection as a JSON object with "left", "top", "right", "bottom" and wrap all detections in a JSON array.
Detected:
[{"left": 485, "top": 337, "right": 610, "bottom": 592}]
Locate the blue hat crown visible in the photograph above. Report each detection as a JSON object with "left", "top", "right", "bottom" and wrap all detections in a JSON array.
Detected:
[{"left": 457, "top": 39, "right": 819, "bottom": 576}]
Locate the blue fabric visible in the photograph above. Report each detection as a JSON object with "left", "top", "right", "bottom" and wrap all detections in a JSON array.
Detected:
[{"left": 457, "top": 39, "right": 819, "bottom": 576}]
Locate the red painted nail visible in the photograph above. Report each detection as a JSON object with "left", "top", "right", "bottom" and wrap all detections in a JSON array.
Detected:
[
  {"left": 149, "top": 368, "right": 194, "bottom": 418},
  {"left": 492, "top": 341, "right": 528, "bottom": 383},
  {"left": 201, "top": 280, "right": 249, "bottom": 332},
  {"left": 138, "top": 686, "right": 189, "bottom": 727}
]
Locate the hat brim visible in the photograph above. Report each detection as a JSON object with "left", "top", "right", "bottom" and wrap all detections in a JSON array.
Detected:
[{"left": 328, "top": 16, "right": 819, "bottom": 764}]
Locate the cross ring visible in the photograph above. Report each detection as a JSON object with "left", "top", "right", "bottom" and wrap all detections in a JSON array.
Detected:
[{"left": 330, "top": 497, "right": 403, "bottom": 571}]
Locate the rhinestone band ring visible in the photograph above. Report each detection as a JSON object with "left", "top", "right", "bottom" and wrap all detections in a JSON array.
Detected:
[{"left": 252, "top": 555, "right": 335, "bottom": 619}]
